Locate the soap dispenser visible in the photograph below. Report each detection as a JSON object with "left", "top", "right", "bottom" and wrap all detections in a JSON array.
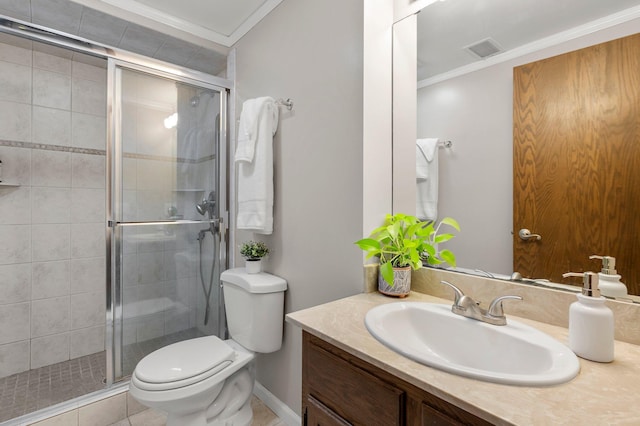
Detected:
[
  {"left": 562, "top": 271, "right": 614, "bottom": 362},
  {"left": 589, "top": 255, "right": 628, "bottom": 298}
]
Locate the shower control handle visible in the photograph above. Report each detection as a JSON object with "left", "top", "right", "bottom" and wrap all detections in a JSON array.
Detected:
[{"left": 210, "top": 218, "right": 220, "bottom": 233}]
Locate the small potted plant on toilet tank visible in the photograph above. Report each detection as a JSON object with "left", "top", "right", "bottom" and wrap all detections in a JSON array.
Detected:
[
  {"left": 240, "top": 240, "right": 269, "bottom": 274},
  {"left": 355, "top": 213, "right": 459, "bottom": 297}
]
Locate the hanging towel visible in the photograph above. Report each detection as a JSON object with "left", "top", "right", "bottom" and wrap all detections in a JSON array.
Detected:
[
  {"left": 236, "top": 97, "right": 279, "bottom": 234},
  {"left": 235, "top": 97, "right": 271, "bottom": 162},
  {"left": 416, "top": 138, "right": 439, "bottom": 221}
]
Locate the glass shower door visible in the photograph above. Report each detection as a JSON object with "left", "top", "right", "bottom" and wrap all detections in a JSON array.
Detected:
[{"left": 108, "top": 62, "right": 227, "bottom": 380}]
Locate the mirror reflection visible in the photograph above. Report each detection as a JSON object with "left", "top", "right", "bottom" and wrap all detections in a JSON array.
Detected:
[{"left": 414, "top": 0, "right": 640, "bottom": 298}]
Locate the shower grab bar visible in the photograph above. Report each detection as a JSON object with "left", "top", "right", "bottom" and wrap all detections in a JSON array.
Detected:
[{"left": 108, "top": 219, "right": 220, "bottom": 227}]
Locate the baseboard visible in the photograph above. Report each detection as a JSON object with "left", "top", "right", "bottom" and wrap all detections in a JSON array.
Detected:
[{"left": 253, "top": 381, "right": 301, "bottom": 426}]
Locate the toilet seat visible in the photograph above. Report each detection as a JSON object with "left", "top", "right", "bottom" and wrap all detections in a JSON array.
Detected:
[{"left": 132, "top": 336, "right": 236, "bottom": 392}]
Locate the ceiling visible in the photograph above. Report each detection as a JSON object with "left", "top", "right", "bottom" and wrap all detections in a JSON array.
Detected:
[
  {"left": 70, "top": 0, "right": 283, "bottom": 47},
  {"left": 417, "top": 0, "right": 640, "bottom": 82},
  {"left": 0, "top": 0, "right": 285, "bottom": 75}
]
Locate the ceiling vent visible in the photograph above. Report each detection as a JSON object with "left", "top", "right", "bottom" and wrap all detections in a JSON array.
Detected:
[{"left": 465, "top": 38, "right": 503, "bottom": 59}]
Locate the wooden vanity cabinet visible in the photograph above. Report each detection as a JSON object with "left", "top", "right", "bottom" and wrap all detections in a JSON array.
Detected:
[{"left": 302, "top": 332, "right": 493, "bottom": 426}]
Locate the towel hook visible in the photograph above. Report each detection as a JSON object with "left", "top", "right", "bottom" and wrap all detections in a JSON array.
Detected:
[{"left": 275, "top": 98, "right": 293, "bottom": 111}]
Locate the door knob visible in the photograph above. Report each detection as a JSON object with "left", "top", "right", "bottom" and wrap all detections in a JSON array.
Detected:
[{"left": 518, "top": 229, "right": 542, "bottom": 241}]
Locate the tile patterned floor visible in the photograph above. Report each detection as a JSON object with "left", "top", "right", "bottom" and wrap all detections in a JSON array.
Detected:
[
  {"left": 0, "top": 351, "right": 106, "bottom": 423},
  {"left": 108, "top": 396, "right": 285, "bottom": 426}
]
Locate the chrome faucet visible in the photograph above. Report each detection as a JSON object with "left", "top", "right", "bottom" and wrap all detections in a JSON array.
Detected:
[
  {"left": 440, "top": 280, "right": 522, "bottom": 326},
  {"left": 510, "top": 271, "right": 550, "bottom": 286}
]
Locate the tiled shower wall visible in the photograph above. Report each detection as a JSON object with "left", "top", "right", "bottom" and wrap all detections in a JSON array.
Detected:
[{"left": 0, "top": 35, "right": 108, "bottom": 377}]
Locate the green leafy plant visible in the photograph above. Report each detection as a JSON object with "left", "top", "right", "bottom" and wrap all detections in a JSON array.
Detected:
[
  {"left": 240, "top": 240, "right": 269, "bottom": 260},
  {"left": 355, "top": 213, "right": 460, "bottom": 286}
]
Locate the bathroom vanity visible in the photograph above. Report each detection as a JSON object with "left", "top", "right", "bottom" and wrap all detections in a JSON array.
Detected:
[
  {"left": 303, "top": 331, "right": 491, "bottom": 425},
  {"left": 287, "top": 290, "right": 640, "bottom": 425}
]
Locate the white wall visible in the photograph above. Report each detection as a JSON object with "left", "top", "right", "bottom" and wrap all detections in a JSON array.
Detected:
[
  {"left": 416, "top": 17, "right": 640, "bottom": 276},
  {"left": 232, "top": 0, "right": 365, "bottom": 415}
]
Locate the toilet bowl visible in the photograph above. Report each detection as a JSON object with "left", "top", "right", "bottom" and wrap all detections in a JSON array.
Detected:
[{"left": 129, "top": 268, "right": 287, "bottom": 426}]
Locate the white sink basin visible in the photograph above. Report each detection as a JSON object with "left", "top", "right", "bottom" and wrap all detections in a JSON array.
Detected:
[{"left": 365, "top": 302, "right": 580, "bottom": 386}]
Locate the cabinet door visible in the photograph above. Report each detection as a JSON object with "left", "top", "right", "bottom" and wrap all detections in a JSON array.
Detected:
[
  {"left": 304, "top": 335, "right": 405, "bottom": 425},
  {"left": 306, "top": 395, "right": 351, "bottom": 426},
  {"left": 421, "top": 401, "right": 492, "bottom": 426},
  {"left": 421, "top": 402, "right": 463, "bottom": 426}
]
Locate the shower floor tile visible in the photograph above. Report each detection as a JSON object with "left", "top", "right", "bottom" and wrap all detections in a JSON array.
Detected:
[
  {"left": 2, "top": 328, "right": 210, "bottom": 423},
  {"left": 0, "top": 351, "right": 106, "bottom": 422}
]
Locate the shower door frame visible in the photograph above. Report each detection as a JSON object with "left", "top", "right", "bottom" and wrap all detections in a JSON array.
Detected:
[{"left": 106, "top": 58, "right": 231, "bottom": 385}]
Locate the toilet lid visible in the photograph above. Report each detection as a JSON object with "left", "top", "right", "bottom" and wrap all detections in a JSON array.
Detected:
[{"left": 134, "top": 336, "right": 235, "bottom": 385}]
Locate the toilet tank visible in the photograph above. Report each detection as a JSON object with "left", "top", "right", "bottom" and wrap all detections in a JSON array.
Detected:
[{"left": 220, "top": 268, "right": 287, "bottom": 353}]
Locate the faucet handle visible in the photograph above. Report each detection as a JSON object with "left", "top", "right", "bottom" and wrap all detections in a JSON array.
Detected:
[
  {"left": 440, "top": 280, "right": 464, "bottom": 305},
  {"left": 487, "top": 295, "right": 523, "bottom": 318}
]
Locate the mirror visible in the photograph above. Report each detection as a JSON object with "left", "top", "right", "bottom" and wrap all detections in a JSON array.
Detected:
[{"left": 410, "top": 0, "right": 640, "bottom": 299}]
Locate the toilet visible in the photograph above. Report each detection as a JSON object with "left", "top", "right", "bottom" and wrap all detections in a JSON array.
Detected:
[{"left": 129, "top": 268, "right": 287, "bottom": 426}]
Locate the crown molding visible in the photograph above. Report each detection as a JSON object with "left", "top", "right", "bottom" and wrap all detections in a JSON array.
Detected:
[{"left": 71, "top": 0, "right": 283, "bottom": 47}]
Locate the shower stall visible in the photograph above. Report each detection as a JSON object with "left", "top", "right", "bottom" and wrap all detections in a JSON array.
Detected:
[{"left": 0, "top": 21, "right": 230, "bottom": 423}]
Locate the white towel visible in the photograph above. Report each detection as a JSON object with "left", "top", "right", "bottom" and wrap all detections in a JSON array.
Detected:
[
  {"left": 235, "top": 97, "right": 272, "bottom": 162},
  {"left": 236, "top": 97, "right": 279, "bottom": 234},
  {"left": 416, "top": 138, "right": 439, "bottom": 221}
]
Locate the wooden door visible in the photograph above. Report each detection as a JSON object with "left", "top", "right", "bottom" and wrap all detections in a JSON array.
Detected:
[{"left": 513, "top": 33, "right": 640, "bottom": 295}]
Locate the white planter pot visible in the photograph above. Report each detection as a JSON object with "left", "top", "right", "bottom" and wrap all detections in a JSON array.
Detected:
[{"left": 245, "top": 259, "right": 262, "bottom": 274}]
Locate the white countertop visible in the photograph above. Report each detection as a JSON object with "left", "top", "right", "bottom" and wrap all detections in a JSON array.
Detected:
[{"left": 287, "top": 291, "right": 640, "bottom": 425}]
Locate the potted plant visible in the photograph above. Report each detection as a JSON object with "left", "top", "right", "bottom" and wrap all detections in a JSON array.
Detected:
[
  {"left": 240, "top": 240, "right": 269, "bottom": 274},
  {"left": 355, "top": 213, "right": 460, "bottom": 297}
]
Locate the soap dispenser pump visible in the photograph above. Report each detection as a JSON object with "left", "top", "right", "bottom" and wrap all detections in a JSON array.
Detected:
[
  {"left": 563, "top": 271, "right": 614, "bottom": 362},
  {"left": 589, "top": 255, "right": 628, "bottom": 298}
]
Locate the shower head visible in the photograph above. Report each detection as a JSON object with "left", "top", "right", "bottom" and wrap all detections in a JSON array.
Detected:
[
  {"left": 195, "top": 191, "right": 216, "bottom": 217},
  {"left": 196, "top": 200, "right": 207, "bottom": 215}
]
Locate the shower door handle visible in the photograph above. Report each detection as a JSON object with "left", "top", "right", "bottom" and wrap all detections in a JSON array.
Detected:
[
  {"left": 109, "top": 219, "right": 219, "bottom": 227},
  {"left": 217, "top": 216, "right": 224, "bottom": 238}
]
